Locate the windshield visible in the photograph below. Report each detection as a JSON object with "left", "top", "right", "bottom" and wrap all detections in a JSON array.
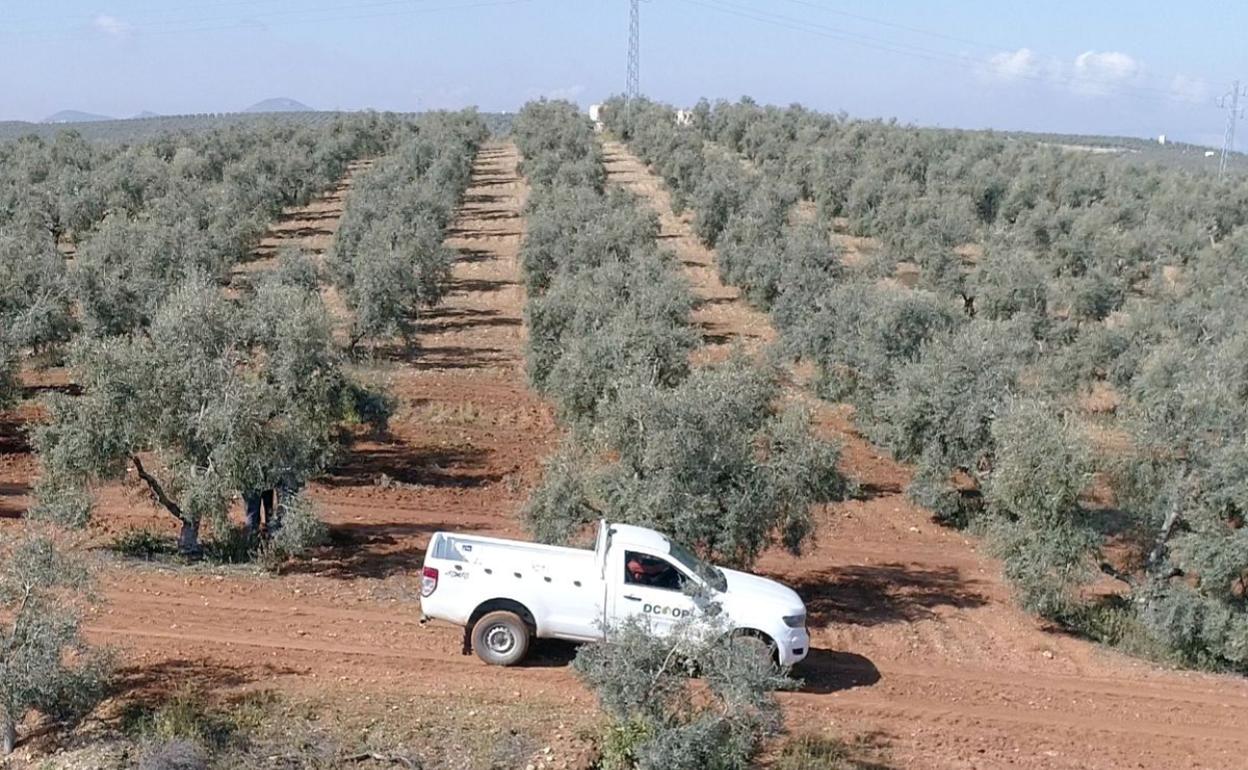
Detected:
[{"left": 667, "top": 540, "right": 727, "bottom": 592}]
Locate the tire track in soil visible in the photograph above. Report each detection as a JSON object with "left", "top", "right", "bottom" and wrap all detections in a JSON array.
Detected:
[
  {"left": 600, "top": 139, "right": 1248, "bottom": 770},
  {"left": 70, "top": 142, "right": 584, "bottom": 713}
]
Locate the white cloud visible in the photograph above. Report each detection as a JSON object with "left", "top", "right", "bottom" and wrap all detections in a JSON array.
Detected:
[
  {"left": 1070, "top": 50, "right": 1142, "bottom": 96},
  {"left": 92, "top": 14, "right": 131, "bottom": 38},
  {"left": 986, "top": 48, "right": 1040, "bottom": 81},
  {"left": 1169, "top": 74, "right": 1210, "bottom": 104},
  {"left": 985, "top": 47, "right": 1151, "bottom": 98}
]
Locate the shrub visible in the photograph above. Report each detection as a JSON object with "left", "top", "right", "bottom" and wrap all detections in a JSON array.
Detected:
[
  {"left": 0, "top": 530, "right": 111, "bottom": 755},
  {"left": 574, "top": 617, "right": 795, "bottom": 770}
]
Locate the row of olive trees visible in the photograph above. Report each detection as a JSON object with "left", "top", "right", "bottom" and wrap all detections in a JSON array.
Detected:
[
  {"left": 0, "top": 115, "right": 408, "bottom": 361},
  {"left": 609, "top": 96, "right": 1248, "bottom": 671},
  {"left": 514, "top": 98, "right": 847, "bottom": 769},
  {"left": 327, "top": 110, "right": 488, "bottom": 348},
  {"left": 605, "top": 98, "right": 1106, "bottom": 645},
  {"left": 515, "top": 99, "right": 849, "bottom": 569},
  {"left": 699, "top": 100, "right": 1248, "bottom": 670}
]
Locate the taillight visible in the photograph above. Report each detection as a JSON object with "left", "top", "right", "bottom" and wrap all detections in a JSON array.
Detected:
[{"left": 421, "top": 566, "right": 439, "bottom": 597}]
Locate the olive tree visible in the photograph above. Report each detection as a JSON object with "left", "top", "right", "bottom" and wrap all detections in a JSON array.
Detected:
[
  {"left": 874, "top": 319, "right": 1035, "bottom": 523},
  {"left": 526, "top": 247, "right": 697, "bottom": 426},
  {"left": 526, "top": 361, "right": 850, "bottom": 567},
  {"left": 33, "top": 270, "right": 388, "bottom": 554},
  {"left": 982, "top": 397, "right": 1098, "bottom": 618},
  {"left": 0, "top": 232, "right": 75, "bottom": 354},
  {"left": 1114, "top": 331, "right": 1248, "bottom": 669},
  {"left": 0, "top": 530, "right": 110, "bottom": 755}
]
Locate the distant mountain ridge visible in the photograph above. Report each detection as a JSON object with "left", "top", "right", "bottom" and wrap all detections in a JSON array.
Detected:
[
  {"left": 43, "top": 109, "right": 113, "bottom": 123},
  {"left": 243, "top": 98, "right": 315, "bottom": 113}
]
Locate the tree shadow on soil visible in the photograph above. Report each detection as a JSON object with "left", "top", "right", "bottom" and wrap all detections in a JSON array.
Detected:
[
  {"left": 286, "top": 519, "right": 488, "bottom": 580},
  {"left": 418, "top": 307, "right": 520, "bottom": 334},
  {"left": 797, "top": 648, "right": 881, "bottom": 694},
  {"left": 0, "top": 415, "right": 30, "bottom": 455},
  {"left": 447, "top": 277, "right": 516, "bottom": 294},
  {"left": 323, "top": 443, "right": 502, "bottom": 490},
  {"left": 451, "top": 246, "right": 496, "bottom": 263},
  {"left": 369, "top": 339, "right": 505, "bottom": 370},
  {"left": 783, "top": 564, "right": 989, "bottom": 627},
  {"left": 110, "top": 658, "right": 297, "bottom": 703},
  {"left": 0, "top": 482, "right": 29, "bottom": 518}
]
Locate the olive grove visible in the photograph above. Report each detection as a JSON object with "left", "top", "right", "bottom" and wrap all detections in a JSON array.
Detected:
[
  {"left": 605, "top": 95, "right": 1248, "bottom": 671},
  {"left": 514, "top": 100, "right": 849, "bottom": 570}
]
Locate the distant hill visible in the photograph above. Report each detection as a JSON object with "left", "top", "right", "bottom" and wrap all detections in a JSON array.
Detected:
[
  {"left": 244, "top": 98, "right": 314, "bottom": 113},
  {"left": 43, "top": 109, "right": 113, "bottom": 123},
  {"left": 133, "top": 111, "right": 162, "bottom": 119}
]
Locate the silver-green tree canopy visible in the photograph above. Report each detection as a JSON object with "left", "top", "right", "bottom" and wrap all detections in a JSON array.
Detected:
[
  {"left": 33, "top": 266, "right": 389, "bottom": 553},
  {"left": 0, "top": 530, "right": 109, "bottom": 756}
]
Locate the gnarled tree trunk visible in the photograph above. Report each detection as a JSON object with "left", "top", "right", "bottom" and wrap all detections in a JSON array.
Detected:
[
  {"left": 2, "top": 713, "right": 16, "bottom": 756},
  {"left": 131, "top": 455, "right": 201, "bottom": 556}
]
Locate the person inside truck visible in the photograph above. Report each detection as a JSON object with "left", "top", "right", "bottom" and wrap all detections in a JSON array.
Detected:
[{"left": 625, "top": 552, "right": 684, "bottom": 591}]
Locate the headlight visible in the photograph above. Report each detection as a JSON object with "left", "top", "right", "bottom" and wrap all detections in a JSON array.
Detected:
[{"left": 783, "top": 613, "right": 806, "bottom": 629}]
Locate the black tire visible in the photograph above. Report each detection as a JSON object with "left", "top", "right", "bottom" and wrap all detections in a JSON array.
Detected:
[{"left": 471, "top": 610, "right": 531, "bottom": 666}]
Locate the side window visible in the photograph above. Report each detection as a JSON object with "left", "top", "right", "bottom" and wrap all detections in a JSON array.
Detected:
[{"left": 623, "top": 551, "right": 686, "bottom": 592}]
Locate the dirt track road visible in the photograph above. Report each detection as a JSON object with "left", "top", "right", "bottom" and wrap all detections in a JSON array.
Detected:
[{"left": 600, "top": 139, "right": 1248, "bottom": 769}]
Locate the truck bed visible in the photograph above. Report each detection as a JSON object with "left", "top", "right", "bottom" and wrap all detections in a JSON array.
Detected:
[
  {"left": 430, "top": 532, "right": 597, "bottom": 575},
  {"left": 423, "top": 531, "right": 608, "bottom": 640}
]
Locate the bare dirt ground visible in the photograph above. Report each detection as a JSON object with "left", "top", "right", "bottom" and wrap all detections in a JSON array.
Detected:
[
  {"left": 0, "top": 143, "right": 594, "bottom": 767},
  {"left": 600, "top": 139, "right": 1248, "bottom": 770}
]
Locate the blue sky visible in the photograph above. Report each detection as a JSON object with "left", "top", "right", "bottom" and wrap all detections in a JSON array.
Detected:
[{"left": 3, "top": 1, "right": 1245, "bottom": 145}]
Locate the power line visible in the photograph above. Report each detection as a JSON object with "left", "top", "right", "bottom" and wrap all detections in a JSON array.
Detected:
[
  {"left": 1217, "top": 80, "right": 1248, "bottom": 179},
  {"left": 678, "top": 0, "right": 1212, "bottom": 107},
  {"left": 6, "top": 0, "right": 531, "bottom": 44},
  {"left": 771, "top": 0, "right": 1011, "bottom": 52}
]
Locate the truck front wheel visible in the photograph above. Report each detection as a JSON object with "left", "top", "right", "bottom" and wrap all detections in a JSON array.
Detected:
[{"left": 472, "top": 611, "right": 531, "bottom": 666}]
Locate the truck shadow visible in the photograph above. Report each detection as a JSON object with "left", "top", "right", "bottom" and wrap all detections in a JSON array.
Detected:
[
  {"left": 796, "top": 648, "right": 881, "bottom": 694},
  {"left": 520, "top": 639, "right": 580, "bottom": 668},
  {"left": 785, "top": 564, "right": 989, "bottom": 627}
]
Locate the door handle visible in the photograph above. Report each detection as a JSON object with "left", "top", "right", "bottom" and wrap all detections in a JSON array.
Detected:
[{"left": 623, "top": 594, "right": 642, "bottom": 601}]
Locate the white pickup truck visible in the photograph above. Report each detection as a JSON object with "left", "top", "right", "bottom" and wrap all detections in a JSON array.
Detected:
[{"left": 419, "top": 521, "right": 810, "bottom": 667}]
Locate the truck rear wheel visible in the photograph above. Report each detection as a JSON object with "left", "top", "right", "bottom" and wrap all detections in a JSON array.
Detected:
[{"left": 472, "top": 611, "right": 530, "bottom": 666}]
